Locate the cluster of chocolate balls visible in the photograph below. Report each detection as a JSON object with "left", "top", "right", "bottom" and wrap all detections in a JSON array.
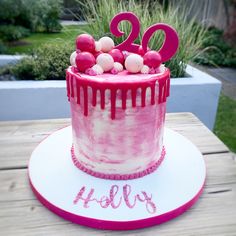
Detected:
[{"left": 70, "top": 33, "right": 164, "bottom": 75}]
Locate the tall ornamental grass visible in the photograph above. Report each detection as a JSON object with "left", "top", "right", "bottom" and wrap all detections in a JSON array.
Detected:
[{"left": 79, "top": 0, "right": 208, "bottom": 78}]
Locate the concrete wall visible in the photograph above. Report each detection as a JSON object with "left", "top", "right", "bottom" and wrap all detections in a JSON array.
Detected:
[
  {"left": 0, "top": 65, "right": 221, "bottom": 130},
  {"left": 0, "top": 81, "right": 70, "bottom": 120},
  {"left": 167, "top": 65, "right": 221, "bottom": 130}
]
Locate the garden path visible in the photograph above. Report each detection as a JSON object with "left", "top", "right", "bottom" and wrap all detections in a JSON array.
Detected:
[{"left": 194, "top": 64, "right": 236, "bottom": 100}]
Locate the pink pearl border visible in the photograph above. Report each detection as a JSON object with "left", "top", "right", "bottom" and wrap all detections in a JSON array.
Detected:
[{"left": 71, "top": 146, "right": 166, "bottom": 180}]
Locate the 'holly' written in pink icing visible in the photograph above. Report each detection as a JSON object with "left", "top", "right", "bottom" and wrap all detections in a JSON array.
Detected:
[{"left": 73, "top": 184, "right": 156, "bottom": 214}]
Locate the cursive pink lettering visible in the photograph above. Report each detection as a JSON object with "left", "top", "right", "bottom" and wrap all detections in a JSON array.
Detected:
[
  {"left": 123, "top": 184, "right": 136, "bottom": 208},
  {"left": 137, "top": 191, "right": 156, "bottom": 214},
  {"left": 109, "top": 185, "right": 122, "bottom": 209},
  {"left": 73, "top": 184, "right": 157, "bottom": 214}
]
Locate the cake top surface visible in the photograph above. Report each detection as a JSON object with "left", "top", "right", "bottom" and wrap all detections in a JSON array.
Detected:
[
  {"left": 69, "top": 12, "right": 179, "bottom": 77},
  {"left": 68, "top": 66, "right": 169, "bottom": 84}
]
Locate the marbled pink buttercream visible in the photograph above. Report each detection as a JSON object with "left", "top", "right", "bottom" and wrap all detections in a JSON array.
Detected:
[{"left": 66, "top": 67, "right": 170, "bottom": 178}]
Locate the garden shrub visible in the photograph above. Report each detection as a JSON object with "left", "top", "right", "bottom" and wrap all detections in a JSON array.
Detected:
[
  {"left": 29, "top": 0, "right": 63, "bottom": 33},
  {"left": 0, "top": 40, "right": 7, "bottom": 54},
  {"left": 0, "top": 0, "right": 63, "bottom": 34},
  {"left": 194, "top": 27, "right": 236, "bottom": 67},
  {"left": 0, "top": 25, "right": 30, "bottom": 42},
  {"left": 11, "top": 43, "right": 73, "bottom": 80},
  {"left": 82, "top": 0, "right": 208, "bottom": 78},
  {"left": 10, "top": 57, "right": 37, "bottom": 80}
]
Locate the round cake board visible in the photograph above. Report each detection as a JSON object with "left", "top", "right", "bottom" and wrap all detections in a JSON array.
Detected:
[{"left": 28, "top": 126, "right": 206, "bottom": 230}]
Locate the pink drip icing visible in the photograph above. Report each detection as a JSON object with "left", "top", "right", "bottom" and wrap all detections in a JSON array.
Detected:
[
  {"left": 76, "top": 79, "right": 80, "bottom": 104},
  {"left": 92, "top": 88, "right": 97, "bottom": 106},
  {"left": 150, "top": 83, "right": 155, "bottom": 105},
  {"left": 111, "top": 89, "right": 116, "bottom": 119},
  {"left": 131, "top": 88, "right": 137, "bottom": 107},
  {"left": 66, "top": 67, "right": 170, "bottom": 119},
  {"left": 141, "top": 87, "right": 147, "bottom": 107},
  {"left": 82, "top": 85, "right": 88, "bottom": 116},
  {"left": 66, "top": 73, "right": 70, "bottom": 100},
  {"left": 71, "top": 146, "right": 166, "bottom": 180},
  {"left": 166, "top": 77, "right": 170, "bottom": 97},
  {"left": 100, "top": 89, "right": 105, "bottom": 109},
  {"left": 70, "top": 74, "right": 74, "bottom": 98}
]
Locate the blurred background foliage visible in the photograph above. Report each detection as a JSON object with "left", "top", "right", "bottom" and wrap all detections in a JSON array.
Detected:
[
  {"left": 0, "top": 0, "right": 63, "bottom": 42},
  {"left": 0, "top": 0, "right": 235, "bottom": 81}
]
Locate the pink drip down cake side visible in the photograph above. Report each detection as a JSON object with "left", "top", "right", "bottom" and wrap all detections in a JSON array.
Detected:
[{"left": 66, "top": 68, "right": 170, "bottom": 179}]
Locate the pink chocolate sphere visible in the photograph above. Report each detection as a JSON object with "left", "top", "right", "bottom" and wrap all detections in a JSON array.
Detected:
[
  {"left": 138, "top": 45, "right": 150, "bottom": 56},
  {"left": 143, "top": 51, "right": 162, "bottom": 68},
  {"left": 76, "top": 34, "right": 95, "bottom": 53},
  {"left": 75, "top": 52, "right": 96, "bottom": 72},
  {"left": 109, "top": 49, "right": 125, "bottom": 64}
]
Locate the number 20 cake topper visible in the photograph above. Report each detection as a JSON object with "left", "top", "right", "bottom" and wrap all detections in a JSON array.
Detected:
[
  {"left": 110, "top": 12, "right": 179, "bottom": 62},
  {"left": 71, "top": 11, "right": 179, "bottom": 75}
]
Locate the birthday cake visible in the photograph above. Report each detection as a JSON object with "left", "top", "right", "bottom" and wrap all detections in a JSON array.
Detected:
[{"left": 66, "top": 12, "right": 179, "bottom": 180}]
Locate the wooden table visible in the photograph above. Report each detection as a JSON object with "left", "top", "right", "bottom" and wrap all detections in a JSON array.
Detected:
[{"left": 1, "top": 113, "right": 236, "bottom": 235}]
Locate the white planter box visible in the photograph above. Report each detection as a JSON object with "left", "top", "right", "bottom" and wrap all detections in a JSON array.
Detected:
[
  {"left": 167, "top": 65, "right": 221, "bottom": 130},
  {"left": 0, "top": 65, "right": 221, "bottom": 130}
]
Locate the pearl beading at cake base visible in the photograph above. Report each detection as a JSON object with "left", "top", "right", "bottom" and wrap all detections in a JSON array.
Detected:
[{"left": 71, "top": 146, "right": 166, "bottom": 180}]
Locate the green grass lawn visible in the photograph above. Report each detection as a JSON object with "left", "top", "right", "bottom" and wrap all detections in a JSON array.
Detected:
[
  {"left": 6, "top": 25, "right": 88, "bottom": 54},
  {"left": 214, "top": 94, "right": 236, "bottom": 153}
]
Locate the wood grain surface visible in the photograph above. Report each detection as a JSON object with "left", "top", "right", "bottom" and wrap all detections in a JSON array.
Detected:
[{"left": 0, "top": 113, "right": 235, "bottom": 236}]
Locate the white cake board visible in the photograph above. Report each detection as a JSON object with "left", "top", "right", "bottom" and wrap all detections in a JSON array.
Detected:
[{"left": 28, "top": 126, "right": 206, "bottom": 230}]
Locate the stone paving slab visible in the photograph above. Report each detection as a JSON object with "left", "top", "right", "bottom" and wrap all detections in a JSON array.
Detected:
[{"left": 192, "top": 64, "right": 236, "bottom": 100}]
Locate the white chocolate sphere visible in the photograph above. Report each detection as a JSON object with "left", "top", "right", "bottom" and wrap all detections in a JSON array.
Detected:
[
  {"left": 70, "top": 51, "right": 77, "bottom": 66},
  {"left": 99, "top": 36, "right": 115, "bottom": 53},
  {"left": 141, "top": 65, "right": 150, "bottom": 74},
  {"left": 91, "top": 64, "right": 104, "bottom": 75},
  {"left": 95, "top": 41, "right": 102, "bottom": 52},
  {"left": 125, "top": 54, "right": 143, "bottom": 73},
  {"left": 113, "top": 62, "right": 123, "bottom": 72},
  {"left": 96, "top": 53, "right": 114, "bottom": 72},
  {"left": 159, "top": 64, "right": 165, "bottom": 73}
]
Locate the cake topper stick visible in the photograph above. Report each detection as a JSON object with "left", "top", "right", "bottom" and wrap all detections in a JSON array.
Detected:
[
  {"left": 142, "top": 23, "right": 179, "bottom": 62},
  {"left": 110, "top": 12, "right": 140, "bottom": 53}
]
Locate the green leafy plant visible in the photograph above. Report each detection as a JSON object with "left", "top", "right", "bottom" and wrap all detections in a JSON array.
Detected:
[
  {"left": 30, "top": 0, "right": 63, "bottom": 33},
  {"left": 194, "top": 27, "right": 236, "bottom": 67},
  {"left": 0, "top": 25, "right": 30, "bottom": 42},
  {"left": 80, "top": 0, "right": 208, "bottom": 77},
  {"left": 0, "top": 0, "right": 63, "bottom": 34},
  {"left": 11, "top": 42, "right": 73, "bottom": 80},
  {"left": 0, "top": 40, "right": 7, "bottom": 53}
]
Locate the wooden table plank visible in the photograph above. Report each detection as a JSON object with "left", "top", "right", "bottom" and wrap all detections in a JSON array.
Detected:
[
  {"left": 0, "top": 152, "right": 236, "bottom": 236},
  {"left": 0, "top": 113, "right": 229, "bottom": 170},
  {"left": 0, "top": 119, "right": 69, "bottom": 170},
  {"left": 165, "top": 113, "right": 229, "bottom": 155}
]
